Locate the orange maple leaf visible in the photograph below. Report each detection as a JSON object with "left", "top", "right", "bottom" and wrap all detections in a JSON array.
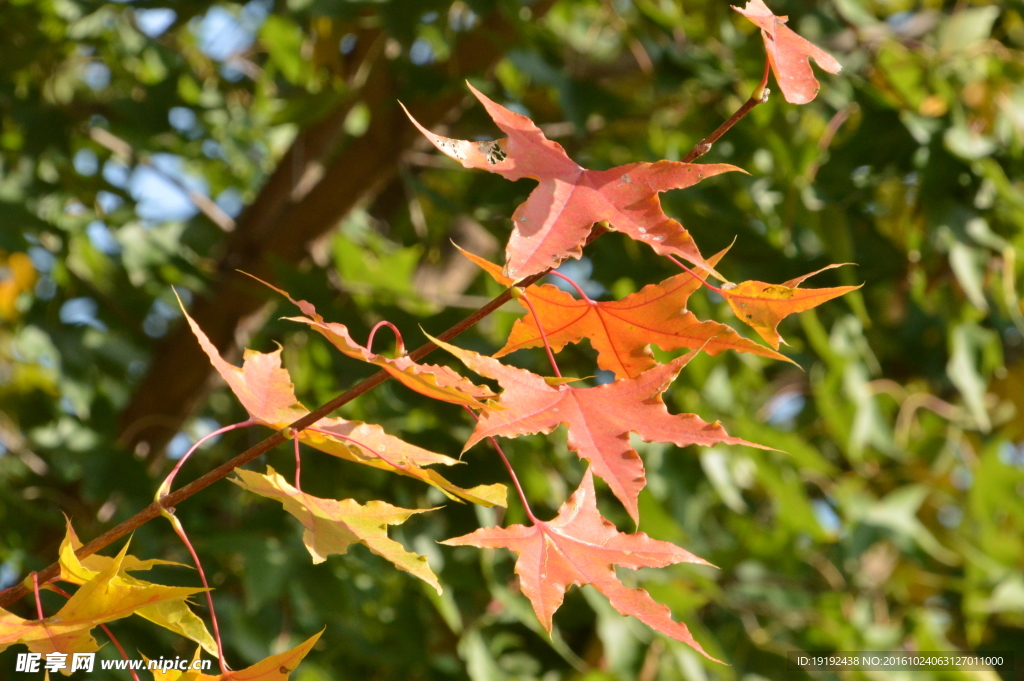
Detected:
[
  {"left": 443, "top": 468, "right": 719, "bottom": 660},
  {"left": 720, "top": 264, "right": 861, "bottom": 349},
  {"left": 459, "top": 245, "right": 790, "bottom": 378},
  {"left": 733, "top": 0, "right": 842, "bottom": 105},
  {"left": 179, "top": 298, "right": 506, "bottom": 507},
  {"left": 431, "top": 336, "right": 766, "bottom": 523},
  {"left": 404, "top": 84, "right": 741, "bottom": 280}
]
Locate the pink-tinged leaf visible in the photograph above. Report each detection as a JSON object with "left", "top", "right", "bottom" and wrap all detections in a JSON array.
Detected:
[
  {"left": 430, "top": 336, "right": 767, "bottom": 523},
  {"left": 733, "top": 0, "right": 842, "bottom": 104},
  {"left": 443, "top": 469, "right": 719, "bottom": 661},
  {"left": 405, "top": 84, "right": 741, "bottom": 280}
]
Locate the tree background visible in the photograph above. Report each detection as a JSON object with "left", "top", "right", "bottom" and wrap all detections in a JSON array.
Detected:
[{"left": 1, "top": 0, "right": 1022, "bottom": 679}]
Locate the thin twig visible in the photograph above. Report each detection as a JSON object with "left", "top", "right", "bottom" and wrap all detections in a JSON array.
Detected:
[
  {"left": 681, "top": 58, "right": 771, "bottom": 163},
  {"left": 161, "top": 420, "right": 256, "bottom": 496},
  {"left": 89, "top": 127, "right": 237, "bottom": 232}
]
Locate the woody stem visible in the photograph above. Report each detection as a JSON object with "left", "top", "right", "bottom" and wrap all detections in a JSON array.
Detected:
[
  {"left": 462, "top": 407, "right": 538, "bottom": 523},
  {"left": 366, "top": 321, "right": 405, "bottom": 356},
  {"left": 50, "top": 585, "right": 140, "bottom": 681},
  {"left": 518, "top": 291, "right": 563, "bottom": 378},
  {"left": 682, "top": 57, "right": 771, "bottom": 163}
]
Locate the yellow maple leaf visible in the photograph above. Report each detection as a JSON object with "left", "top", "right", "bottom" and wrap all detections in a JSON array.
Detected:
[
  {"left": 56, "top": 519, "right": 218, "bottom": 656},
  {"left": 1, "top": 540, "right": 207, "bottom": 666},
  {"left": 232, "top": 467, "right": 442, "bottom": 593}
]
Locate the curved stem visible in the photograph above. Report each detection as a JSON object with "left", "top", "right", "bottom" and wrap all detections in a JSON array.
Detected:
[
  {"left": 293, "top": 432, "right": 302, "bottom": 491},
  {"left": 31, "top": 572, "right": 44, "bottom": 620},
  {"left": 668, "top": 255, "right": 726, "bottom": 294},
  {"left": 99, "top": 623, "right": 142, "bottom": 681},
  {"left": 161, "top": 420, "right": 257, "bottom": 495},
  {"left": 168, "top": 519, "right": 229, "bottom": 674},
  {"left": 547, "top": 271, "right": 594, "bottom": 303},
  {"left": 519, "top": 291, "right": 562, "bottom": 378},
  {"left": 155, "top": 418, "right": 255, "bottom": 670},
  {"left": 682, "top": 57, "right": 771, "bottom": 163},
  {"left": 366, "top": 321, "right": 405, "bottom": 356},
  {"left": 755, "top": 55, "right": 771, "bottom": 97},
  {"left": 50, "top": 585, "right": 141, "bottom": 681},
  {"left": 462, "top": 407, "right": 537, "bottom": 523}
]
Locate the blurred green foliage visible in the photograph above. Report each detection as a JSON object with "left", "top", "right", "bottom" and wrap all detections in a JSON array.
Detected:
[{"left": 1, "top": 0, "right": 1023, "bottom": 679}]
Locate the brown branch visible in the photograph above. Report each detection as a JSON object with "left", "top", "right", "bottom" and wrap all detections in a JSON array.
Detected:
[
  {"left": 89, "top": 127, "right": 236, "bottom": 232},
  {"left": 681, "top": 58, "right": 771, "bottom": 163}
]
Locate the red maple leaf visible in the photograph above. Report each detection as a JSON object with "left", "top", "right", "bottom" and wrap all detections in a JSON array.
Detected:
[
  {"left": 404, "top": 84, "right": 740, "bottom": 280},
  {"left": 443, "top": 468, "right": 719, "bottom": 661},
  {"left": 431, "top": 336, "right": 766, "bottom": 522},
  {"left": 733, "top": 0, "right": 842, "bottom": 105}
]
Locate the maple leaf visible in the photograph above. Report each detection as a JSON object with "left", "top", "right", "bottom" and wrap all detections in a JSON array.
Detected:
[
  {"left": 0, "top": 541, "right": 207, "bottom": 662},
  {"left": 248, "top": 277, "right": 497, "bottom": 410},
  {"left": 459, "top": 245, "right": 791, "bottom": 378},
  {"left": 404, "top": 84, "right": 742, "bottom": 280},
  {"left": 56, "top": 519, "right": 218, "bottom": 656},
  {"left": 443, "top": 468, "right": 719, "bottom": 660},
  {"left": 180, "top": 300, "right": 506, "bottom": 507},
  {"left": 147, "top": 631, "right": 321, "bottom": 680},
  {"left": 231, "top": 467, "right": 441, "bottom": 593},
  {"left": 733, "top": 0, "right": 842, "bottom": 105},
  {"left": 720, "top": 264, "right": 861, "bottom": 349},
  {"left": 430, "top": 336, "right": 766, "bottom": 522}
]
